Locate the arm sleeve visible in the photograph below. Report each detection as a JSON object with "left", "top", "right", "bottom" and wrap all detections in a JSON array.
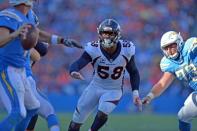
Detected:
[
  {"left": 34, "top": 42, "right": 48, "bottom": 57},
  {"left": 126, "top": 56, "right": 140, "bottom": 91},
  {"left": 69, "top": 51, "right": 92, "bottom": 73}
]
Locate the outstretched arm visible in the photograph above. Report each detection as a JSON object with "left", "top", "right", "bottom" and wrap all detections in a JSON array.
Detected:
[{"left": 142, "top": 72, "right": 175, "bottom": 104}]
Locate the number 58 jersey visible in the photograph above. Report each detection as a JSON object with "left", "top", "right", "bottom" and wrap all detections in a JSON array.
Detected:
[{"left": 84, "top": 40, "right": 135, "bottom": 90}]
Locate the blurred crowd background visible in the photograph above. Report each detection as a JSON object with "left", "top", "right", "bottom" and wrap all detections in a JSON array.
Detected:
[{"left": 0, "top": 0, "right": 197, "bottom": 113}]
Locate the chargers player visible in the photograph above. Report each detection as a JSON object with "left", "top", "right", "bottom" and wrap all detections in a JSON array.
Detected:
[
  {"left": 68, "top": 19, "right": 142, "bottom": 131},
  {"left": 0, "top": 0, "right": 82, "bottom": 130},
  {"left": 142, "top": 31, "right": 197, "bottom": 131},
  {"left": 25, "top": 42, "right": 47, "bottom": 131},
  {"left": 25, "top": 42, "right": 60, "bottom": 131}
]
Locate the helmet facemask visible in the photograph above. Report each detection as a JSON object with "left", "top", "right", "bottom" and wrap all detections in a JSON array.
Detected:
[{"left": 98, "top": 30, "right": 120, "bottom": 48}]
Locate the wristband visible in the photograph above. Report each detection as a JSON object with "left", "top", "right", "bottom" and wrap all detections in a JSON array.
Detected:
[
  {"left": 132, "top": 90, "right": 139, "bottom": 97},
  {"left": 147, "top": 92, "right": 155, "bottom": 99},
  {"left": 51, "top": 34, "right": 58, "bottom": 45}
]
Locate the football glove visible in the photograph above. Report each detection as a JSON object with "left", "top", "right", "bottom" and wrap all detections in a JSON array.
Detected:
[{"left": 62, "top": 38, "right": 83, "bottom": 49}]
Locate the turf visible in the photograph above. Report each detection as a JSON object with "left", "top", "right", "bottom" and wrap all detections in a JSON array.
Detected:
[
  {"left": 32, "top": 113, "right": 197, "bottom": 131},
  {"left": 1, "top": 112, "right": 197, "bottom": 131}
]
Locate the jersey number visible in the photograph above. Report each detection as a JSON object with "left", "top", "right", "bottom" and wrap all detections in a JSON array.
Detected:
[
  {"left": 175, "top": 63, "right": 197, "bottom": 82},
  {"left": 97, "top": 65, "right": 123, "bottom": 80}
]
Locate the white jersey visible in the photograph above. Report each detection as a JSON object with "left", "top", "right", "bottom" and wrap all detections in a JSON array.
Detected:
[{"left": 84, "top": 40, "right": 135, "bottom": 90}]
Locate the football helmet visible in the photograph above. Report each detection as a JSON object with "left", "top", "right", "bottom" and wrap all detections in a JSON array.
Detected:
[
  {"left": 9, "top": 0, "right": 37, "bottom": 7},
  {"left": 160, "top": 31, "right": 184, "bottom": 59},
  {"left": 97, "top": 19, "right": 121, "bottom": 48}
]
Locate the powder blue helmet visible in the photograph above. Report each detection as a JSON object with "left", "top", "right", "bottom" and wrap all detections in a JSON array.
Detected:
[
  {"left": 160, "top": 31, "right": 184, "bottom": 60},
  {"left": 9, "top": 0, "right": 37, "bottom": 7}
]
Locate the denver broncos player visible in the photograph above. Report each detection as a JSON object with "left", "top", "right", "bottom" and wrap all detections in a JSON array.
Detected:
[
  {"left": 142, "top": 31, "right": 197, "bottom": 131},
  {"left": 68, "top": 19, "right": 142, "bottom": 131},
  {"left": 0, "top": 0, "right": 82, "bottom": 130}
]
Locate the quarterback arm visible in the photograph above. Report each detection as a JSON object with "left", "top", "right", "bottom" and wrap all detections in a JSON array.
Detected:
[
  {"left": 0, "top": 15, "right": 32, "bottom": 47},
  {"left": 0, "top": 24, "right": 31, "bottom": 47},
  {"left": 0, "top": 27, "right": 13, "bottom": 47},
  {"left": 69, "top": 51, "right": 92, "bottom": 73},
  {"left": 126, "top": 56, "right": 140, "bottom": 91}
]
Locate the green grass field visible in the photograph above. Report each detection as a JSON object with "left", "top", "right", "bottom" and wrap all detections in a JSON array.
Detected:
[
  {"left": 1, "top": 112, "right": 197, "bottom": 131},
  {"left": 22, "top": 113, "right": 197, "bottom": 131}
]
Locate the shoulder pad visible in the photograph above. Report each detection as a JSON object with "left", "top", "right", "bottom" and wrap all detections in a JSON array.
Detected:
[
  {"left": 0, "top": 10, "right": 22, "bottom": 22},
  {"left": 184, "top": 37, "right": 197, "bottom": 53},
  {"left": 84, "top": 41, "right": 100, "bottom": 59},
  {"left": 120, "top": 40, "right": 135, "bottom": 59},
  {"left": 160, "top": 57, "right": 172, "bottom": 72}
]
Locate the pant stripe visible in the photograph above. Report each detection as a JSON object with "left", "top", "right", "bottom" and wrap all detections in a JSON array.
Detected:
[
  {"left": 0, "top": 71, "right": 14, "bottom": 99},
  {"left": 0, "top": 69, "right": 20, "bottom": 108}
]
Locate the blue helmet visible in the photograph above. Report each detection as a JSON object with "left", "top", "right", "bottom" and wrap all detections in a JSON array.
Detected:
[{"left": 9, "top": 0, "right": 37, "bottom": 7}]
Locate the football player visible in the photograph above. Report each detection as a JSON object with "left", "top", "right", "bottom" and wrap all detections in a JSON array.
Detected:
[
  {"left": 25, "top": 42, "right": 60, "bottom": 131},
  {"left": 142, "top": 31, "right": 197, "bottom": 131},
  {"left": 68, "top": 19, "right": 142, "bottom": 131},
  {"left": 0, "top": 0, "right": 82, "bottom": 130}
]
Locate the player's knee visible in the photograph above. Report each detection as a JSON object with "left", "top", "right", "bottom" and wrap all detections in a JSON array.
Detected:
[
  {"left": 178, "top": 109, "right": 190, "bottom": 123},
  {"left": 40, "top": 104, "right": 55, "bottom": 118},
  {"left": 33, "top": 99, "right": 40, "bottom": 110},
  {"left": 68, "top": 121, "right": 82, "bottom": 131},
  {"left": 72, "top": 108, "right": 87, "bottom": 123},
  {"left": 99, "top": 102, "right": 116, "bottom": 115}
]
